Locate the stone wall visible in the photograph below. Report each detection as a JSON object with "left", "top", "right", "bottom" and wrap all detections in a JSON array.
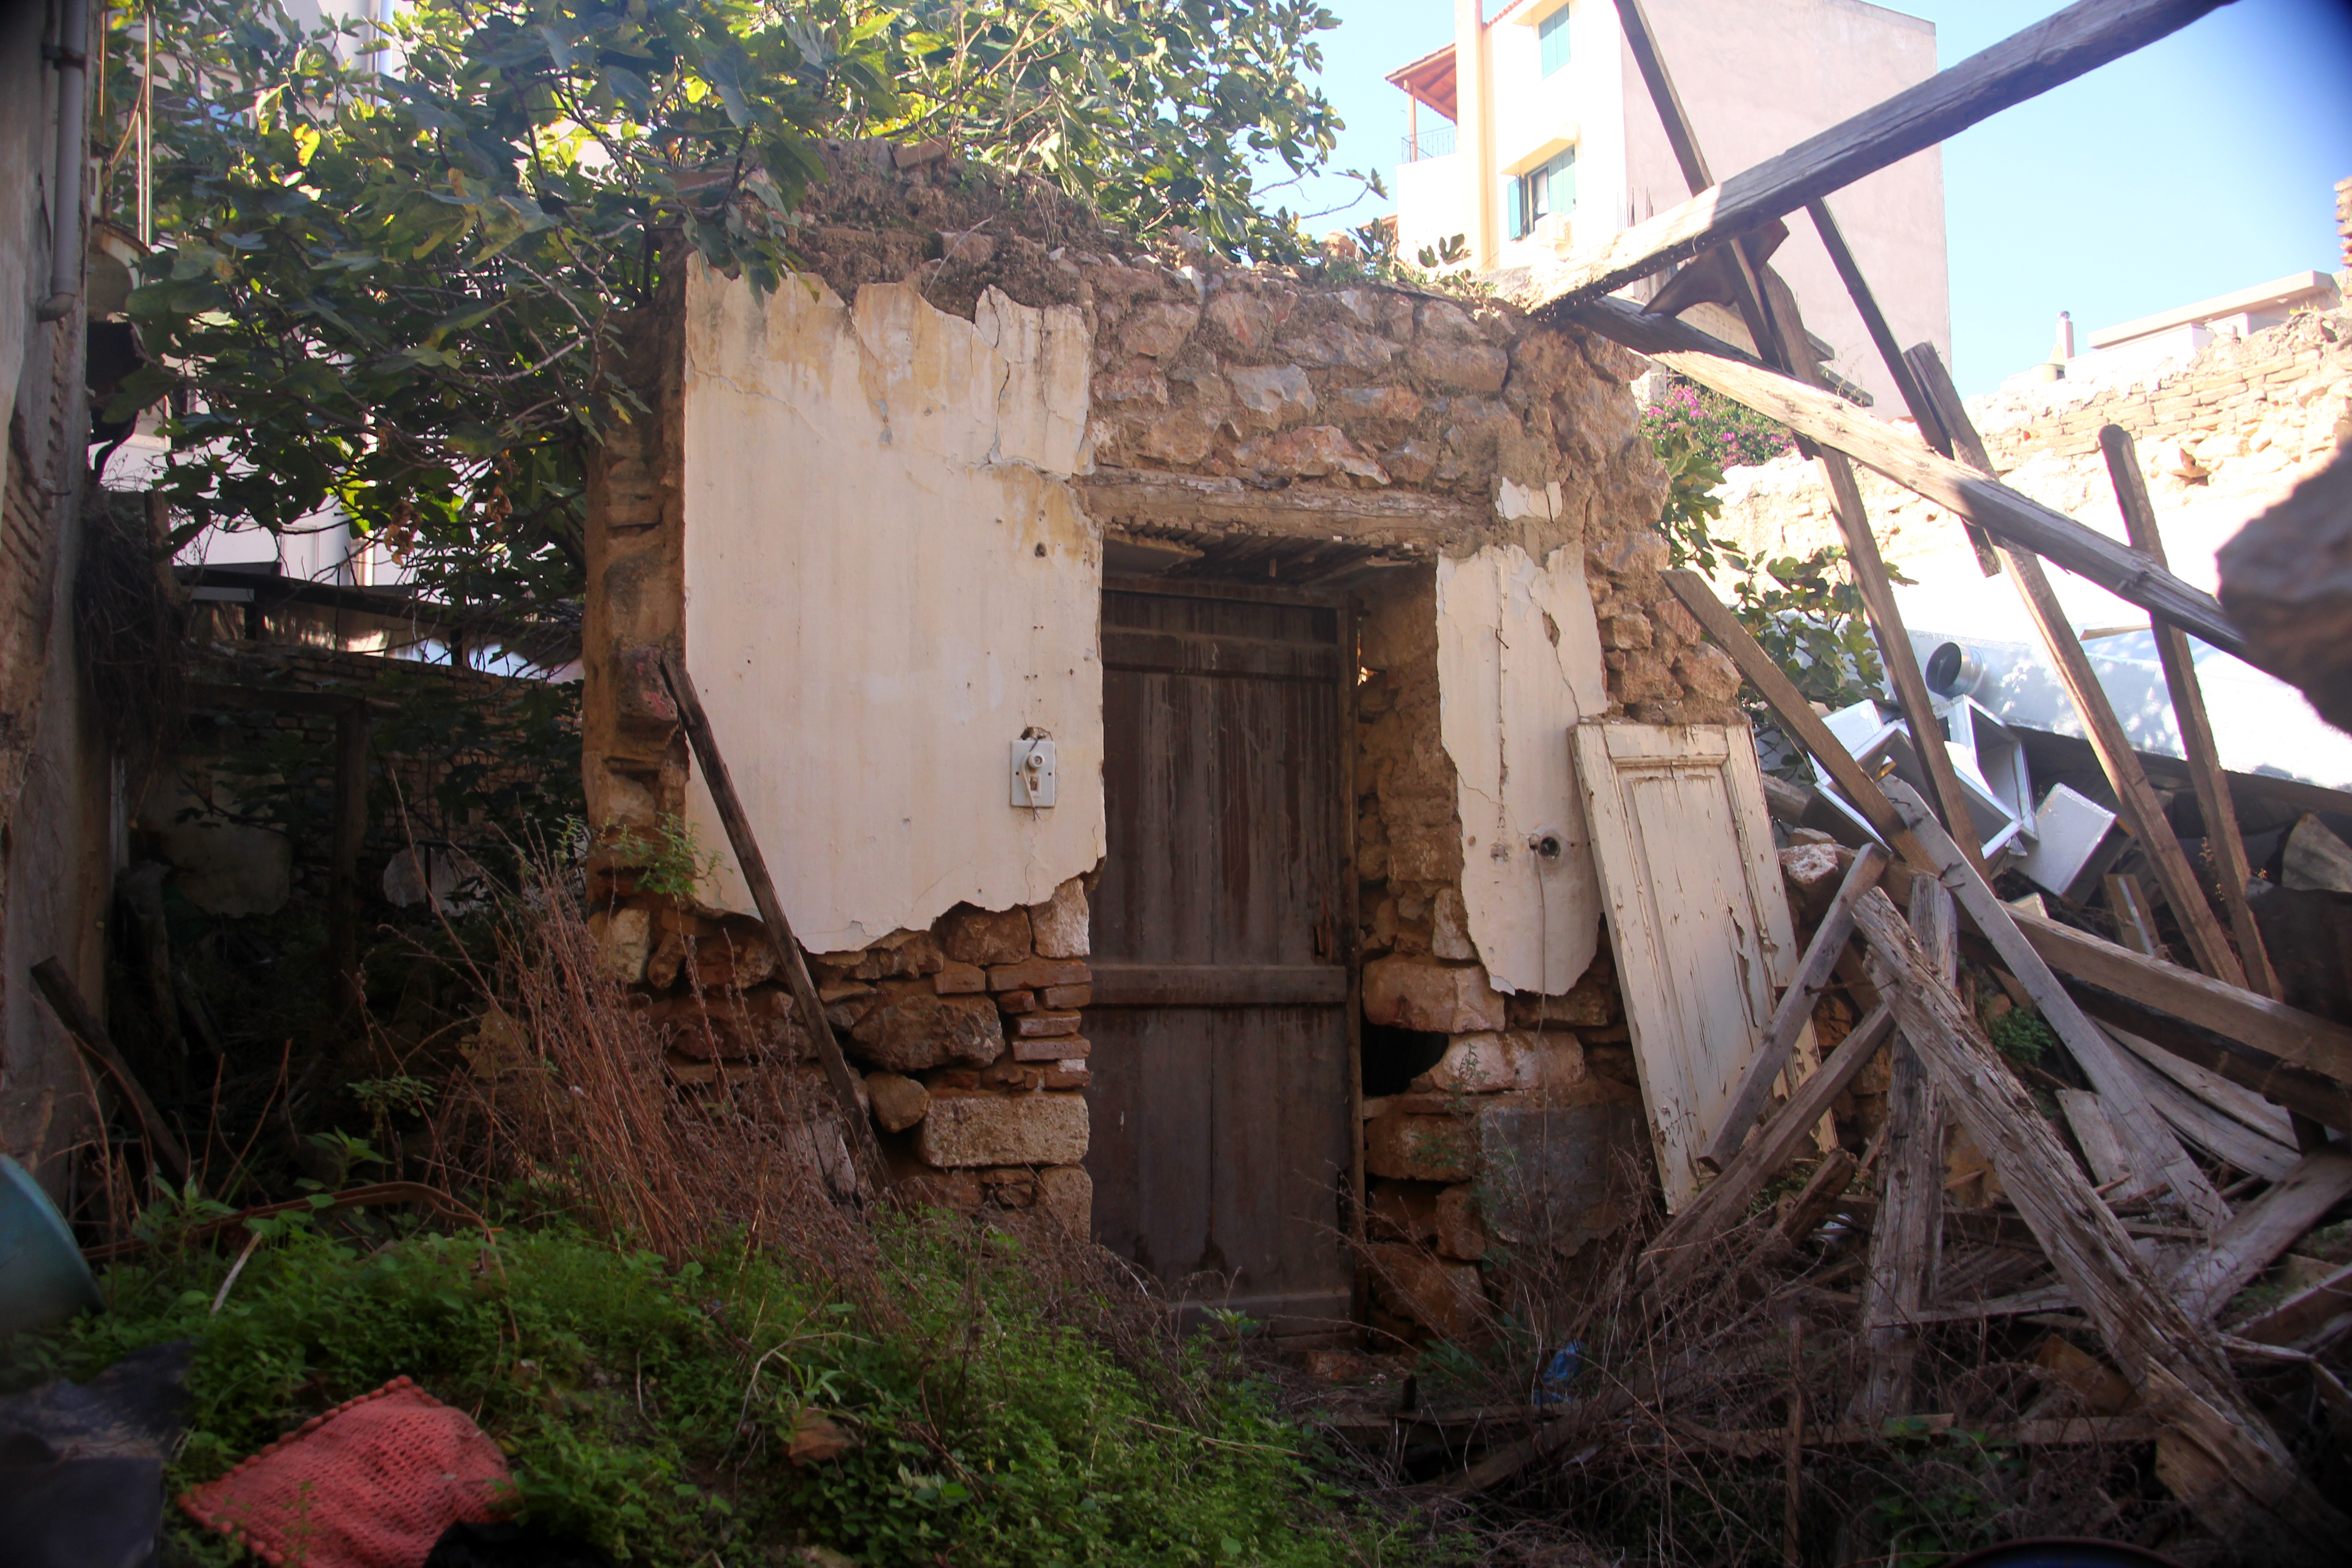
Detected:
[{"left": 582, "top": 142, "right": 1749, "bottom": 1336}]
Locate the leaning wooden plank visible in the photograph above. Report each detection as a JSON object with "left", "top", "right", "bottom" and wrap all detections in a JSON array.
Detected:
[
  {"left": 1573, "top": 721, "right": 1813, "bottom": 1210},
  {"left": 1514, "top": 0, "right": 2232, "bottom": 309},
  {"left": 1907, "top": 346, "right": 2246, "bottom": 986},
  {"left": 2171, "top": 1150, "right": 2352, "bottom": 1321},
  {"left": 1659, "top": 569, "right": 1932, "bottom": 871},
  {"left": 659, "top": 652, "right": 886, "bottom": 1197},
  {"left": 1813, "top": 204, "right": 2003, "bottom": 575},
  {"left": 2058, "top": 1091, "right": 2134, "bottom": 1190},
  {"left": 1706, "top": 843, "right": 1890, "bottom": 1170},
  {"left": 1852, "top": 873, "right": 1955, "bottom": 1423},
  {"left": 31, "top": 957, "right": 191, "bottom": 1185},
  {"left": 1911, "top": 1284, "right": 2077, "bottom": 1325},
  {"left": 2121, "top": 1049, "right": 2300, "bottom": 1183},
  {"left": 1849, "top": 889, "right": 2346, "bottom": 1551},
  {"left": 2107, "top": 1023, "right": 2298, "bottom": 1144},
  {"left": 2232, "top": 1258, "right": 2352, "bottom": 1346},
  {"left": 1880, "top": 779, "right": 2231, "bottom": 1232},
  {"left": 1642, "top": 1006, "right": 1896, "bottom": 1300},
  {"left": 2009, "top": 909, "right": 2352, "bottom": 1111},
  {"left": 2101, "top": 424, "right": 2282, "bottom": 999},
  {"left": 1573, "top": 300, "right": 2251, "bottom": 660}
]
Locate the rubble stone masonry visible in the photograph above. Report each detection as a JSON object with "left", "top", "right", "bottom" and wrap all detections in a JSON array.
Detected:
[{"left": 582, "top": 143, "right": 1718, "bottom": 1330}]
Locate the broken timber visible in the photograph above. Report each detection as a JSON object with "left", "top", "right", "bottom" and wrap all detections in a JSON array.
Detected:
[
  {"left": 1605, "top": 8, "right": 1987, "bottom": 868},
  {"left": 1852, "top": 874, "right": 1952, "bottom": 1423},
  {"left": 1881, "top": 779, "right": 2231, "bottom": 1233},
  {"left": 2099, "top": 422, "right": 2283, "bottom": 1000},
  {"left": 1510, "top": 0, "right": 2234, "bottom": 310},
  {"left": 1573, "top": 299, "right": 2253, "bottom": 660},
  {"left": 1906, "top": 346, "right": 2245, "bottom": 986},
  {"left": 1641, "top": 1004, "right": 1895, "bottom": 1301},
  {"left": 31, "top": 957, "right": 191, "bottom": 1185},
  {"left": 1705, "top": 842, "right": 1888, "bottom": 1170},
  {"left": 1848, "top": 889, "right": 2346, "bottom": 1552}
]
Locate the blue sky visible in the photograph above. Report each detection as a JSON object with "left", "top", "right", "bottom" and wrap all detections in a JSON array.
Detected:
[{"left": 1273, "top": 0, "right": 2352, "bottom": 395}]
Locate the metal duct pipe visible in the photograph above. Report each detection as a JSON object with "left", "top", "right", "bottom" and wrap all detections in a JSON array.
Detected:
[
  {"left": 1926, "top": 640, "right": 1990, "bottom": 699},
  {"left": 35, "top": 0, "right": 90, "bottom": 323}
]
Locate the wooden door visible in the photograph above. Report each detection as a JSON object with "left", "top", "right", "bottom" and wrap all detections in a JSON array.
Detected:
[
  {"left": 1571, "top": 721, "right": 1808, "bottom": 1212},
  {"left": 1086, "top": 583, "right": 1353, "bottom": 1330}
]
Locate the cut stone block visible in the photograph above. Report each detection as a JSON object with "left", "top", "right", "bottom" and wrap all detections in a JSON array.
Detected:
[
  {"left": 1367, "top": 1244, "right": 1486, "bottom": 1340},
  {"left": 865, "top": 1071, "right": 930, "bottom": 1134},
  {"left": 1363, "top": 956, "right": 1505, "bottom": 1034},
  {"left": 1027, "top": 878, "right": 1091, "bottom": 959},
  {"left": 915, "top": 1092, "right": 1089, "bottom": 1168},
  {"left": 1012, "top": 1033, "right": 1088, "bottom": 1063},
  {"left": 1435, "top": 1184, "right": 1487, "bottom": 1262},
  {"left": 940, "top": 905, "right": 1032, "bottom": 966},
  {"left": 1037, "top": 1164, "right": 1093, "bottom": 1235},
  {"left": 848, "top": 986, "right": 1005, "bottom": 1072},
  {"left": 1365, "top": 1110, "right": 1476, "bottom": 1183},
  {"left": 987, "top": 957, "right": 1091, "bottom": 992}
]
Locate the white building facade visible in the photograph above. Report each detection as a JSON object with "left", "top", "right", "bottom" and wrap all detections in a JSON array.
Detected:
[{"left": 1390, "top": 0, "right": 1951, "bottom": 411}]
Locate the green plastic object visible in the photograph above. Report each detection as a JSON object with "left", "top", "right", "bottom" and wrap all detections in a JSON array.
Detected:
[{"left": 0, "top": 1154, "right": 102, "bottom": 1338}]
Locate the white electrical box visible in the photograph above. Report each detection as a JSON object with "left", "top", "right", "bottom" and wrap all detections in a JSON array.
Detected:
[{"left": 1010, "top": 733, "right": 1057, "bottom": 808}]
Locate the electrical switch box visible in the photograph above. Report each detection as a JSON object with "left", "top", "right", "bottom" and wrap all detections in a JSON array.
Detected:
[{"left": 1010, "top": 733, "right": 1057, "bottom": 809}]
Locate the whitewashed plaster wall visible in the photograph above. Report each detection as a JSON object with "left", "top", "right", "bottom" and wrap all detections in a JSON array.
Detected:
[
  {"left": 679, "top": 266, "right": 1105, "bottom": 951},
  {"left": 1435, "top": 487, "right": 1610, "bottom": 995}
]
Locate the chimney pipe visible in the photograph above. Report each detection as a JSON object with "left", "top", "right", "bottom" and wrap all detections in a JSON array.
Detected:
[{"left": 2054, "top": 310, "right": 2075, "bottom": 362}]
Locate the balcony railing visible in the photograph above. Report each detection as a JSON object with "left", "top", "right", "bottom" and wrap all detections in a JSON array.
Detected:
[{"left": 1401, "top": 124, "right": 1456, "bottom": 163}]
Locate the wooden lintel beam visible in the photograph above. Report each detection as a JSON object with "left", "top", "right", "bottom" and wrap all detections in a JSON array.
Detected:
[
  {"left": 1513, "top": 0, "right": 2234, "bottom": 309},
  {"left": 1573, "top": 298, "right": 2252, "bottom": 660}
]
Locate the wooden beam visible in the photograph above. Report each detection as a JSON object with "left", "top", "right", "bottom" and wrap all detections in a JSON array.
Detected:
[
  {"left": 1814, "top": 450, "right": 1990, "bottom": 871},
  {"left": 1641, "top": 1005, "right": 1896, "bottom": 1301},
  {"left": 2106, "top": 1022, "right": 2297, "bottom": 1146},
  {"left": 1848, "top": 889, "right": 2345, "bottom": 1551},
  {"left": 1610, "top": 0, "right": 1797, "bottom": 380},
  {"left": 1570, "top": 299, "right": 2253, "bottom": 660},
  {"left": 1852, "top": 872, "right": 1952, "bottom": 1422},
  {"left": 2233, "top": 1257, "right": 2352, "bottom": 1346},
  {"left": 1514, "top": 0, "right": 2234, "bottom": 309},
  {"left": 2009, "top": 908, "right": 2352, "bottom": 1100},
  {"left": 2100, "top": 422, "right": 2282, "bottom": 1000},
  {"left": 31, "top": 957, "right": 190, "bottom": 1184},
  {"left": 2172, "top": 1150, "right": 2352, "bottom": 1321},
  {"left": 1660, "top": 569, "right": 1931, "bottom": 871},
  {"left": 1905, "top": 346, "right": 2245, "bottom": 987},
  {"left": 2127, "top": 1053, "right": 2299, "bottom": 1182},
  {"left": 1809, "top": 202, "right": 2002, "bottom": 577},
  {"left": 657, "top": 652, "right": 886, "bottom": 1197},
  {"left": 1879, "top": 779, "right": 2231, "bottom": 1232},
  {"left": 1706, "top": 843, "right": 1889, "bottom": 1169}
]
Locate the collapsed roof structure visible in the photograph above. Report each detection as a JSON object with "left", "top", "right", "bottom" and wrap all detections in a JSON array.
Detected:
[{"left": 558, "top": 0, "right": 2349, "bottom": 1554}]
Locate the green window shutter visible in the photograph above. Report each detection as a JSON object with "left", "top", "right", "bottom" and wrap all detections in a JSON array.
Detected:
[
  {"left": 1506, "top": 174, "right": 1525, "bottom": 239},
  {"left": 1539, "top": 7, "right": 1571, "bottom": 76},
  {"left": 1553, "top": 147, "right": 1578, "bottom": 213}
]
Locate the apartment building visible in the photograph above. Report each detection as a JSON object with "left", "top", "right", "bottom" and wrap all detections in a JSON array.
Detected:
[{"left": 1389, "top": 0, "right": 1950, "bottom": 409}]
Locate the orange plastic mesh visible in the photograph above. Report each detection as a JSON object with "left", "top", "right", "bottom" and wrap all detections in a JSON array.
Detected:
[{"left": 179, "top": 1376, "right": 512, "bottom": 1568}]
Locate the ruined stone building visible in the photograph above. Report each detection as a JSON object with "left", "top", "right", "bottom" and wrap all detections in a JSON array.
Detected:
[{"left": 582, "top": 145, "right": 1767, "bottom": 1336}]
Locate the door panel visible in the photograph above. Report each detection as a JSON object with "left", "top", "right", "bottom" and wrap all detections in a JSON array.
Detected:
[{"left": 1087, "top": 588, "right": 1351, "bottom": 1325}]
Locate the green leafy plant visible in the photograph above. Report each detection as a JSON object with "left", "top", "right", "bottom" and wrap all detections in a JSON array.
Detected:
[
  {"left": 1984, "top": 1005, "right": 2057, "bottom": 1069},
  {"left": 603, "top": 813, "right": 721, "bottom": 901},
  {"left": 5, "top": 1215, "right": 1417, "bottom": 1567},
  {"left": 1646, "top": 378, "right": 1892, "bottom": 714},
  {"left": 102, "top": 0, "right": 1361, "bottom": 620}
]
